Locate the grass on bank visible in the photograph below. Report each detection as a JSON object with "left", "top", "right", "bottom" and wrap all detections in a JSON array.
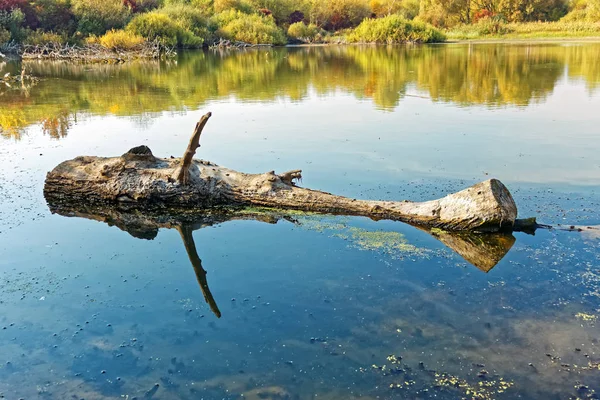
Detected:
[{"left": 447, "top": 19, "right": 600, "bottom": 40}]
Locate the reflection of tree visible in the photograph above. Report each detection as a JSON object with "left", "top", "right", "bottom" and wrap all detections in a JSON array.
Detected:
[
  {"left": 1, "top": 43, "right": 599, "bottom": 139},
  {"left": 41, "top": 110, "right": 73, "bottom": 139}
]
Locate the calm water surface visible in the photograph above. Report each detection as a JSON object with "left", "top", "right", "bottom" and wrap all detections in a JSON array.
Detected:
[{"left": 1, "top": 43, "right": 600, "bottom": 399}]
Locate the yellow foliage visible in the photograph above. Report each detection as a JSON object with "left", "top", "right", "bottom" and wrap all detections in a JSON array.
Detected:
[{"left": 98, "top": 29, "right": 145, "bottom": 50}]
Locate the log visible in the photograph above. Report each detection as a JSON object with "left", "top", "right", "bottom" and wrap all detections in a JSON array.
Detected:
[{"left": 44, "top": 112, "right": 518, "bottom": 232}]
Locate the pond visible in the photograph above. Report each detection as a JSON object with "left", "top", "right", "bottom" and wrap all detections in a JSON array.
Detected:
[{"left": 1, "top": 43, "right": 600, "bottom": 399}]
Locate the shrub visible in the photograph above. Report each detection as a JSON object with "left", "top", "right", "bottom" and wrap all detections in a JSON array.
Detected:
[
  {"left": 307, "top": 0, "right": 371, "bottom": 30},
  {"left": 247, "top": 0, "right": 297, "bottom": 23},
  {"left": 98, "top": 29, "right": 145, "bottom": 49},
  {"left": 287, "top": 21, "right": 320, "bottom": 41},
  {"left": 347, "top": 14, "right": 446, "bottom": 43},
  {"left": 0, "top": 0, "right": 37, "bottom": 28},
  {"left": 214, "top": 0, "right": 253, "bottom": 13},
  {"left": 562, "top": 0, "right": 600, "bottom": 21},
  {"left": 0, "top": 8, "right": 26, "bottom": 41},
  {"left": 127, "top": 11, "right": 204, "bottom": 47},
  {"left": 157, "top": 3, "right": 210, "bottom": 39},
  {"left": 23, "top": 29, "right": 65, "bottom": 45},
  {"left": 216, "top": 12, "right": 286, "bottom": 44},
  {"left": 471, "top": 16, "right": 512, "bottom": 35},
  {"left": 370, "top": 0, "right": 419, "bottom": 19},
  {"left": 0, "top": 27, "right": 9, "bottom": 44},
  {"left": 71, "top": 0, "right": 132, "bottom": 36},
  {"left": 31, "top": 0, "right": 76, "bottom": 35},
  {"left": 212, "top": 8, "right": 245, "bottom": 26},
  {"left": 128, "top": 0, "right": 162, "bottom": 13}
]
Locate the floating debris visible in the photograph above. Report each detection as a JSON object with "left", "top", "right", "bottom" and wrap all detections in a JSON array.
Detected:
[
  {"left": 575, "top": 313, "right": 597, "bottom": 322},
  {"left": 434, "top": 372, "right": 514, "bottom": 399}
]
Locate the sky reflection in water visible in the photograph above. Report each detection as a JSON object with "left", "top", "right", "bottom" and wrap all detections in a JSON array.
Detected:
[{"left": 0, "top": 43, "right": 599, "bottom": 399}]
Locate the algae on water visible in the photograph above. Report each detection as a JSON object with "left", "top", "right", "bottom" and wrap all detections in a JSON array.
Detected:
[{"left": 294, "top": 215, "right": 427, "bottom": 258}]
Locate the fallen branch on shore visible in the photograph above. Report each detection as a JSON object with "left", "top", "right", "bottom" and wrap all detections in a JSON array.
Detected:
[
  {"left": 209, "top": 38, "right": 274, "bottom": 50},
  {"left": 44, "top": 112, "right": 519, "bottom": 232},
  {"left": 3, "top": 40, "right": 176, "bottom": 63}
]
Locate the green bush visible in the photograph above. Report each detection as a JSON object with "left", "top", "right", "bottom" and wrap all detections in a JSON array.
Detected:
[
  {"left": 213, "top": 0, "right": 254, "bottom": 13},
  {"left": 347, "top": 14, "right": 446, "bottom": 43},
  {"left": 71, "top": 0, "right": 132, "bottom": 36},
  {"left": 471, "top": 16, "right": 513, "bottom": 35},
  {"left": 562, "top": 0, "right": 600, "bottom": 21},
  {"left": 127, "top": 11, "right": 204, "bottom": 47},
  {"left": 287, "top": 21, "right": 320, "bottom": 41},
  {"left": 0, "top": 27, "right": 9, "bottom": 44},
  {"left": 98, "top": 29, "right": 145, "bottom": 50},
  {"left": 0, "top": 9, "right": 26, "bottom": 42},
  {"left": 216, "top": 12, "right": 286, "bottom": 44},
  {"left": 158, "top": 4, "right": 210, "bottom": 39},
  {"left": 23, "top": 29, "right": 65, "bottom": 45},
  {"left": 33, "top": 0, "right": 77, "bottom": 35},
  {"left": 247, "top": 0, "right": 296, "bottom": 23}
]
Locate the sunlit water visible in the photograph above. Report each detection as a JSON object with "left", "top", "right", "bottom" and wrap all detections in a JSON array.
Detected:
[{"left": 1, "top": 43, "right": 600, "bottom": 399}]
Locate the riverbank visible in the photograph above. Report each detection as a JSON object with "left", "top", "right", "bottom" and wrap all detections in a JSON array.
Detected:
[{"left": 445, "top": 21, "right": 600, "bottom": 41}]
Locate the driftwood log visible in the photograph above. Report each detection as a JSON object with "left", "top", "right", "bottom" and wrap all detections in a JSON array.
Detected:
[{"left": 44, "top": 112, "right": 519, "bottom": 233}]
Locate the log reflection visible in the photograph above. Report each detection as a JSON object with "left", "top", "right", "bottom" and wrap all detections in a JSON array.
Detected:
[
  {"left": 176, "top": 224, "right": 221, "bottom": 318},
  {"left": 425, "top": 228, "right": 515, "bottom": 272},
  {"left": 45, "top": 203, "right": 519, "bottom": 316}
]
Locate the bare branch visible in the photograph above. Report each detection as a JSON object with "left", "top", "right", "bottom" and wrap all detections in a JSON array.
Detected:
[{"left": 175, "top": 112, "right": 212, "bottom": 185}]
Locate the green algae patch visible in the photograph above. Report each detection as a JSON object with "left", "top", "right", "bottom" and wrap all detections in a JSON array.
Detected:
[
  {"left": 292, "top": 215, "right": 427, "bottom": 258},
  {"left": 334, "top": 227, "right": 423, "bottom": 256}
]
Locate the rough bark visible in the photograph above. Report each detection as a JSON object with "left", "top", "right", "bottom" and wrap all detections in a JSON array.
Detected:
[{"left": 44, "top": 113, "right": 518, "bottom": 232}]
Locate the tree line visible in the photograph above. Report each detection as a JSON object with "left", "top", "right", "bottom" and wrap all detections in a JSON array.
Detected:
[{"left": 0, "top": 0, "right": 599, "bottom": 48}]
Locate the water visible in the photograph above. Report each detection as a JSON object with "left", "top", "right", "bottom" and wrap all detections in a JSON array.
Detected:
[{"left": 0, "top": 43, "right": 599, "bottom": 399}]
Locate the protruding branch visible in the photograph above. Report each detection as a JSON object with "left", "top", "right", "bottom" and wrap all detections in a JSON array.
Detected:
[
  {"left": 175, "top": 112, "right": 212, "bottom": 185},
  {"left": 278, "top": 169, "right": 302, "bottom": 185},
  {"left": 176, "top": 224, "right": 221, "bottom": 318}
]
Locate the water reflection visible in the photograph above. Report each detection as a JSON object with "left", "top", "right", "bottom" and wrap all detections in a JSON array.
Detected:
[
  {"left": 1, "top": 43, "right": 599, "bottom": 139},
  {"left": 46, "top": 201, "right": 517, "bottom": 316}
]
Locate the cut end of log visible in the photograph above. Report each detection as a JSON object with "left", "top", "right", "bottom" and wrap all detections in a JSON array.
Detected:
[{"left": 432, "top": 178, "right": 517, "bottom": 232}]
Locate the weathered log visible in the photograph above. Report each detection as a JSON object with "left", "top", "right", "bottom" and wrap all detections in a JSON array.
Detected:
[{"left": 44, "top": 112, "right": 518, "bottom": 232}]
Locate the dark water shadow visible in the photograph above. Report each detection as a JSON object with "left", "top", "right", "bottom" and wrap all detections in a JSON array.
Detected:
[{"left": 46, "top": 203, "right": 517, "bottom": 317}]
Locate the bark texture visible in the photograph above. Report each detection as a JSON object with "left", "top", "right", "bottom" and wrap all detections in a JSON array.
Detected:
[{"left": 44, "top": 113, "right": 518, "bottom": 232}]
